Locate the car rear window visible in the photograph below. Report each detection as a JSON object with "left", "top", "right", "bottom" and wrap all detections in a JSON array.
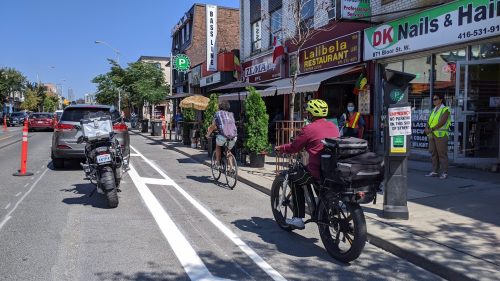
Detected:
[
  {"left": 61, "top": 108, "right": 121, "bottom": 122},
  {"left": 11, "top": 113, "right": 25, "bottom": 117},
  {"left": 31, "top": 113, "right": 52, "bottom": 119}
]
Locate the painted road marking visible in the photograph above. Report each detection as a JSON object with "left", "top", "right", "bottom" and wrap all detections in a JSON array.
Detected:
[
  {"left": 130, "top": 153, "right": 141, "bottom": 157},
  {"left": 15, "top": 192, "right": 22, "bottom": 197},
  {"left": 0, "top": 168, "right": 49, "bottom": 231},
  {"left": 128, "top": 165, "right": 230, "bottom": 281},
  {"left": 141, "top": 177, "right": 174, "bottom": 186},
  {"left": 24, "top": 183, "right": 29, "bottom": 188},
  {"left": 130, "top": 146, "right": 287, "bottom": 281},
  {"left": 0, "top": 135, "right": 14, "bottom": 141},
  {"left": 4, "top": 203, "right": 11, "bottom": 210}
]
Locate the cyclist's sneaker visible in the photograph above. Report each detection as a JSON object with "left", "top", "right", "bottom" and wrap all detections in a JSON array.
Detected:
[
  {"left": 286, "top": 217, "right": 305, "bottom": 229},
  {"left": 424, "top": 172, "right": 438, "bottom": 177},
  {"left": 439, "top": 173, "right": 448, "bottom": 180}
]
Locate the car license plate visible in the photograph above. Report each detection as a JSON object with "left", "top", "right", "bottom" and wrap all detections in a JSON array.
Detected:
[
  {"left": 96, "top": 154, "right": 112, "bottom": 164},
  {"left": 37, "top": 121, "right": 43, "bottom": 124}
]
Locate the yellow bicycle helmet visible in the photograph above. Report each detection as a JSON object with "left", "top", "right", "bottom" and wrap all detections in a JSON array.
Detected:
[{"left": 306, "top": 99, "right": 328, "bottom": 117}]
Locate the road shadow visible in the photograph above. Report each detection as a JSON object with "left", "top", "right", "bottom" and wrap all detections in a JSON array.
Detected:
[
  {"left": 232, "top": 216, "right": 343, "bottom": 264},
  {"left": 60, "top": 183, "right": 110, "bottom": 209},
  {"left": 47, "top": 159, "right": 84, "bottom": 171},
  {"left": 177, "top": 158, "right": 198, "bottom": 164},
  {"left": 186, "top": 175, "right": 228, "bottom": 189}
]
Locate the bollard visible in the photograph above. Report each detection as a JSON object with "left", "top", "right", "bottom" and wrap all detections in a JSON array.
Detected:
[
  {"left": 3, "top": 115, "right": 7, "bottom": 132},
  {"left": 162, "top": 115, "right": 166, "bottom": 140},
  {"left": 13, "top": 120, "right": 33, "bottom": 177}
]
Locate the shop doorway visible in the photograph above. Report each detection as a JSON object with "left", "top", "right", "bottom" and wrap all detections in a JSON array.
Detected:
[{"left": 454, "top": 58, "right": 500, "bottom": 164}]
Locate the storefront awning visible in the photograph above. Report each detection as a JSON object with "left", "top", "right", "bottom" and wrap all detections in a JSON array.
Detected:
[
  {"left": 165, "top": 92, "right": 193, "bottom": 100},
  {"left": 260, "top": 65, "right": 358, "bottom": 96}
]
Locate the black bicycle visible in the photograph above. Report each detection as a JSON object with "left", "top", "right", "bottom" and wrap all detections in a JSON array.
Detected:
[
  {"left": 271, "top": 147, "right": 382, "bottom": 263},
  {"left": 211, "top": 139, "right": 238, "bottom": 189}
]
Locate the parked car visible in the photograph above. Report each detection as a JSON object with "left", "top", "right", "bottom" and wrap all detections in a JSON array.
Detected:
[
  {"left": 6, "top": 112, "right": 29, "bottom": 126},
  {"left": 51, "top": 104, "right": 130, "bottom": 169},
  {"left": 28, "top": 112, "right": 54, "bottom": 131}
]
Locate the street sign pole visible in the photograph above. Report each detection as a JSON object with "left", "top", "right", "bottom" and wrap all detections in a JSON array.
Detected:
[{"left": 382, "top": 68, "right": 416, "bottom": 220}]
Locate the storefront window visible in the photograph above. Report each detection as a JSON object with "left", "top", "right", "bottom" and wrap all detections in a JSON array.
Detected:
[
  {"left": 403, "top": 56, "right": 432, "bottom": 151},
  {"left": 471, "top": 41, "right": 500, "bottom": 60},
  {"left": 434, "top": 49, "right": 466, "bottom": 152}
]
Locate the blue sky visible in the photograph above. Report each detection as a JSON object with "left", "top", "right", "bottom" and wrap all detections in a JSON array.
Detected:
[{"left": 0, "top": 0, "right": 238, "bottom": 99}]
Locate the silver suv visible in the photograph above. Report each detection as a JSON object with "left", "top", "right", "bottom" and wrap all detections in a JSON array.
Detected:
[{"left": 51, "top": 104, "right": 130, "bottom": 169}]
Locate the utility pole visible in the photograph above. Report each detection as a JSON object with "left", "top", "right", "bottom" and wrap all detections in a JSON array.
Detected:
[{"left": 95, "top": 40, "right": 121, "bottom": 112}]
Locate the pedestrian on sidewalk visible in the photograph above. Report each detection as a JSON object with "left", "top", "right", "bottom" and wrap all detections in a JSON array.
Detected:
[
  {"left": 339, "top": 101, "right": 365, "bottom": 138},
  {"left": 174, "top": 110, "right": 183, "bottom": 141},
  {"left": 424, "top": 93, "right": 451, "bottom": 179}
]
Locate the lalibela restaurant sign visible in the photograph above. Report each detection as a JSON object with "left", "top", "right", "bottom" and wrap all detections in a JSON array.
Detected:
[{"left": 299, "top": 32, "right": 360, "bottom": 74}]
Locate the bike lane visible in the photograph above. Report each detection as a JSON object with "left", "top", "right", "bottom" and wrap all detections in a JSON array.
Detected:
[{"left": 128, "top": 133, "right": 443, "bottom": 280}]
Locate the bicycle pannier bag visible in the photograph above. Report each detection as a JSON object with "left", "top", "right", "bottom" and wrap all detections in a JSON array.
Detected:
[{"left": 335, "top": 152, "right": 384, "bottom": 184}]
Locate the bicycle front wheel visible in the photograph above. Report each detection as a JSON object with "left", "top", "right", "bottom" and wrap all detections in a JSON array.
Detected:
[
  {"left": 211, "top": 151, "right": 221, "bottom": 181},
  {"left": 224, "top": 153, "right": 238, "bottom": 189}
]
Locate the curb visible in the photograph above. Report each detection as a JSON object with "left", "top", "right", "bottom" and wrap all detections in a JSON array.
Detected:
[{"left": 131, "top": 130, "right": 484, "bottom": 281}]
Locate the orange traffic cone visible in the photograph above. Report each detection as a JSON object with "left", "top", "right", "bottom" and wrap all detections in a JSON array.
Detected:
[
  {"left": 3, "top": 115, "right": 7, "bottom": 132},
  {"left": 13, "top": 119, "right": 33, "bottom": 176}
]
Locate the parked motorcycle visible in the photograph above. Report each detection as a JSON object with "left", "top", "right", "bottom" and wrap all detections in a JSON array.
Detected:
[{"left": 77, "top": 113, "right": 124, "bottom": 208}]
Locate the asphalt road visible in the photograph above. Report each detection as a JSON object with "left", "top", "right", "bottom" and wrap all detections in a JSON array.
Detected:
[{"left": 0, "top": 130, "right": 443, "bottom": 280}]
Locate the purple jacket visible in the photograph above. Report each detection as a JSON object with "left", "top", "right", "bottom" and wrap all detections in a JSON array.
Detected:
[{"left": 279, "top": 119, "right": 340, "bottom": 179}]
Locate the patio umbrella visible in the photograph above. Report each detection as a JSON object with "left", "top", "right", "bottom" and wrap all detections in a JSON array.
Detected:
[{"left": 180, "top": 95, "right": 210, "bottom": 111}]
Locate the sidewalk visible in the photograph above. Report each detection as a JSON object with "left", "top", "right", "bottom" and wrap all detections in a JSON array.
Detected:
[{"left": 131, "top": 129, "right": 500, "bottom": 281}]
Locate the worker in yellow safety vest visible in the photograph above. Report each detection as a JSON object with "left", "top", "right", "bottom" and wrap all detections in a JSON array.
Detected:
[
  {"left": 424, "top": 93, "right": 451, "bottom": 180},
  {"left": 340, "top": 101, "right": 365, "bottom": 138}
]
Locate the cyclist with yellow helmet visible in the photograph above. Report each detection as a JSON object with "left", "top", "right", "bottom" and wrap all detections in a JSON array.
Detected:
[{"left": 275, "top": 99, "right": 340, "bottom": 229}]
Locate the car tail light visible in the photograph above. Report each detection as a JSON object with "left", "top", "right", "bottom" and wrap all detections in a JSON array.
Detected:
[
  {"left": 55, "top": 123, "right": 75, "bottom": 132},
  {"left": 56, "top": 145, "right": 71, "bottom": 149},
  {"left": 113, "top": 123, "right": 128, "bottom": 132}
]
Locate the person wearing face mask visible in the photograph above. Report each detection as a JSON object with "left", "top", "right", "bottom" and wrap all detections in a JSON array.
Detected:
[{"left": 340, "top": 102, "right": 365, "bottom": 138}]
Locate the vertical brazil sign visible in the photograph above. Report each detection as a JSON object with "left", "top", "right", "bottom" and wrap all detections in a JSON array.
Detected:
[
  {"left": 206, "top": 5, "right": 218, "bottom": 71},
  {"left": 364, "top": 0, "right": 500, "bottom": 60}
]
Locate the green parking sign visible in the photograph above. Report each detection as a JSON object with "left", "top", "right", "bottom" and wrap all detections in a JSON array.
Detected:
[{"left": 173, "top": 54, "right": 191, "bottom": 72}]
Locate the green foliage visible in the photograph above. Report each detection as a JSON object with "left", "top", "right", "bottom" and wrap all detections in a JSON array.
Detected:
[
  {"left": 201, "top": 94, "right": 219, "bottom": 138},
  {"left": 43, "top": 93, "right": 60, "bottom": 112},
  {"left": 21, "top": 89, "right": 41, "bottom": 111},
  {"left": 182, "top": 107, "right": 195, "bottom": 122},
  {"left": 244, "top": 87, "right": 270, "bottom": 154},
  {"left": 0, "top": 68, "right": 27, "bottom": 102},
  {"left": 92, "top": 60, "right": 169, "bottom": 110}
]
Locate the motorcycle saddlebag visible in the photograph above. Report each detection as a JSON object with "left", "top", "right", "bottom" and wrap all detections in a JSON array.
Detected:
[{"left": 323, "top": 137, "right": 368, "bottom": 159}]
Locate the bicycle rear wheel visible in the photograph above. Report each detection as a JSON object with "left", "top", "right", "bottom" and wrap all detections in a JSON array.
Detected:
[
  {"left": 224, "top": 153, "right": 238, "bottom": 189},
  {"left": 211, "top": 151, "right": 221, "bottom": 181},
  {"left": 317, "top": 200, "right": 366, "bottom": 263}
]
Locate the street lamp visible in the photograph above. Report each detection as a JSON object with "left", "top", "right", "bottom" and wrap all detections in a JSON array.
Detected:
[{"left": 95, "top": 40, "right": 121, "bottom": 111}]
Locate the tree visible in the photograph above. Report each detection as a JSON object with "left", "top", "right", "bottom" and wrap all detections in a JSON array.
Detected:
[
  {"left": 21, "top": 89, "right": 41, "bottom": 111},
  {"left": 264, "top": 0, "right": 335, "bottom": 122},
  {"left": 43, "top": 93, "right": 60, "bottom": 112},
  {"left": 0, "top": 68, "right": 27, "bottom": 104},
  {"left": 244, "top": 87, "right": 270, "bottom": 154}
]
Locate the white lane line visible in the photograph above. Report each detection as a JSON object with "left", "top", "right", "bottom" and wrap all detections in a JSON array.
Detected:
[
  {"left": 15, "top": 192, "right": 22, "bottom": 197},
  {"left": 128, "top": 165, "right": 230, "bottom": 281},
  {"left": 130, "top": 153, "right": 141, "bottom": 157},
  {"left": 4, "top": 203, "right": 11, "bottom": 210},
  {"left": 0, "top": 168, "right": 49, "bottom": 231},
  {"left": 130, "top": 146, "right": 287, "bottom": 281},
  {"left": 142, "top": 177, "right": 174, "bottom": 186},
  {"left": 24, "top": 183, "right": 29, "bottom": 188}
]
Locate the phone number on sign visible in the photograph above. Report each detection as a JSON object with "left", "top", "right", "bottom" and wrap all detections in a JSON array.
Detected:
[{"left": 458, "top": 25, "right": 500, "bottom": 39}]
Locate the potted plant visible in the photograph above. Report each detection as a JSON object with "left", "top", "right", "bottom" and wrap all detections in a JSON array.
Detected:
[
  {"left": 244, "top": 87, "right": 270, "bottom": 168},
  {"left": 201, "top": 94, "right": 219, "bottom": 155},
  {"left": 182, "top": 107, "right": 195, "bottom": 145}
]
